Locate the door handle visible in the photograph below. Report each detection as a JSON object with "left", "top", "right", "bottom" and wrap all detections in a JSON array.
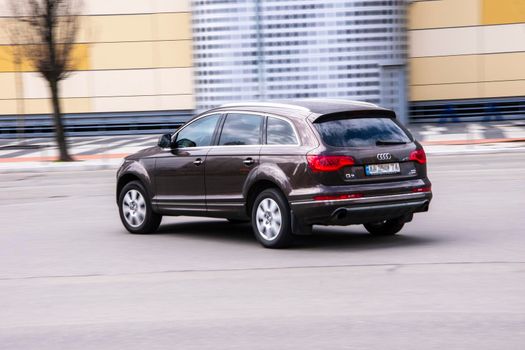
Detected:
[
  {"left": 243, "top": 157, "right": 255, "bottom": 166},
  {"left": 193, "top": 158, "right": 203, "bottom": 166}
]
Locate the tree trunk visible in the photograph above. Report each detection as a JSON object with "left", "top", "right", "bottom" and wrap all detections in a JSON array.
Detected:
[{"left": 49, "top": 79, "right": 72, "bottom": 161}]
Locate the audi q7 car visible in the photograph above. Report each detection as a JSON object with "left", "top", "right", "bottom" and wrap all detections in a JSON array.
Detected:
[{"left": 116, "top": 99, "right": 432, "bottom": 248}]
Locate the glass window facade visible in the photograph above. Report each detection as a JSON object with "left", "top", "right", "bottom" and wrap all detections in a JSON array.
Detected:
[{"left": 192, "top": 0, "right": 408, "bottom": 121}]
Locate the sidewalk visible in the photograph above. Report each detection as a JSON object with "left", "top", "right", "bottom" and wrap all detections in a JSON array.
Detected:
[
  {"left": 409, "top": 120, "right": 525, "bottom": 145},
  {"left": 1, "top": 121, "right": 525, "bottom": 173}
]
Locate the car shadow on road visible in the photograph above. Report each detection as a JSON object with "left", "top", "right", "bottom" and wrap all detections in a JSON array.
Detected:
[
  {"left": 155, "top": 219, "right": 438, "bottom": 251},
  {"left": 294, "top": 226, "right": 437, "bottom": 250},
  {"left": 156, "top": 220, "right": 255, "bottom": 245}
]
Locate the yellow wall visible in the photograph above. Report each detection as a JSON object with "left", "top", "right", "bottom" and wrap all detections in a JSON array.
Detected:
[
  {"left": 411, "top": 56, "right": 480, "bottom": 86},
  {"left": 0, "top": 45, "right": 89, "bottom": 72},
  {"left": 0, "top": 0, "right": 194, "bottom": 115},
  {"left": 409, "top": 0, "right": 525, "bottom": 102},
  {"left": 482, "top": 0, "right": 525, "bottom": 25},
  {"left": 409, "top": 0, "right": 480, "bottom": 29},
  {"left": 82, "top": 13, "right": 192, "bottom": 43}
]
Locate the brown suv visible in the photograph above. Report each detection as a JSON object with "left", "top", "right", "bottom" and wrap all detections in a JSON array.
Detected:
[{"left": 116, "top": 99, "right": 432, "bottom": 248}]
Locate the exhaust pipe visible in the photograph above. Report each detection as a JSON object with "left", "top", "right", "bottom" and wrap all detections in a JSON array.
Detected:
[{"left": 332, "top": 208, "right": 348, "bottom": 221}]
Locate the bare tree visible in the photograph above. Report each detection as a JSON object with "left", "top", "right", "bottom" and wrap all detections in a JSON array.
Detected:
[{"left": 9, "top": 0, "right": 83, "bottom": 161}]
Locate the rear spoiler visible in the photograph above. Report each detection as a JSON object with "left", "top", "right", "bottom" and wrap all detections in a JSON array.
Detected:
[{"left": 310, "top": 109, "right": 396, "bottom": 123}]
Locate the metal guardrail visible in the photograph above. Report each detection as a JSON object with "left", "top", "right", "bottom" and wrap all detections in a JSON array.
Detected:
[
  {"left": 3, "top": 99, "right": 525, "bottom": 139},
  {"left": 410, "top": 97, "right": 525, "bottom": 123},
  {"left": 0, "top": 110, "right": 193, "bottom": 139}
]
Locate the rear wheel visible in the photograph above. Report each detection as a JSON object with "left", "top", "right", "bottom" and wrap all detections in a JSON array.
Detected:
[
  {"left": 251, "top": 189, "right": 293, "bottom": 248},
  {"left": 119, "top": 181, "right": 161, "bottom": 234},
  {"left": 364, "top": 218, "right": 404, "bottom": 236}
]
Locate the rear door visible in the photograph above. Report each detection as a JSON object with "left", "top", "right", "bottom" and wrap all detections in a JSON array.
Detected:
[
  {"left": 205, "top": 113, "right": 264, "bottom": 217},
  {"left": 310, "top": 114, "right": 420, "bottom": 185}
]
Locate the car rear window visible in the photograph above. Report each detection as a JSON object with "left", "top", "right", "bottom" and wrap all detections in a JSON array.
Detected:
[{"left": 313, "top": 117, "right": 411, "bottom": 147}]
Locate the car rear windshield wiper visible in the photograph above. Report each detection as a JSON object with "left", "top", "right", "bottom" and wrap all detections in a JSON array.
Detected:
[{"left": 376, "top": 139, "right": 408, "bottom": 145}]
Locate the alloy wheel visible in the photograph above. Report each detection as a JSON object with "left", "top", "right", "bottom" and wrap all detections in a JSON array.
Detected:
[
  {"left": 122, "top": 189, "right": 146, "bottom": 227},
  {"left": 256, "top": 198, "right": 282, "bottom": 241}
]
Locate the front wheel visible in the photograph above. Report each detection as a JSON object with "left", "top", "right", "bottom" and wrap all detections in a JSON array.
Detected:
[
  {"left": 119, "top": 181, "right": 161, "bottom": 234},
  {"left": 251, "top": 189, "right": 293, "bottom": 248},
  {"left": 364, "top": 218, "right": 405, "bottom": 236}
]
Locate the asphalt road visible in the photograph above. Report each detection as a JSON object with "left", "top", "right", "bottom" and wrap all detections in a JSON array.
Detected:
[{"left": 1, "top": 152, "right": 525, "bottom": 349}]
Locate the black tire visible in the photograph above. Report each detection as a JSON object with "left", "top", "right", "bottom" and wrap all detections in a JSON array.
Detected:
[
  {"left": 226, "top": 218, "right": 249, "bottom": 224},
  {"left": 364, "top": 218, "right": 405, "bottom": 236},
  {"left": 251, "top": 188, "right": 293, "bottom": 248},
  {"left": 118, "top": 180, "right": 161, "bottom": 234}
]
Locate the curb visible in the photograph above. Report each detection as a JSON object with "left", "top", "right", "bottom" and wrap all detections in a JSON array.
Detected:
[
  {"left": 425, "top": 147, "right": 525, "bottom": 156},
  {"left": 0, "top": 153, "right": 129, "bottom": 163},
  {"left": 421, "top": 137, "right": 525, "bottom": 146},
  {"left": 0, "top": 158, "right": 123, "bottom": 174}
]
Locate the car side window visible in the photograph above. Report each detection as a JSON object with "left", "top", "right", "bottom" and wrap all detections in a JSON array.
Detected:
[
  {"left": 219, "top": 113, "right": 263, "bottom": 146},
  {"left": 174, "top": 114, "right": 221, "bottom": 148},
  {"left": 266, "top": 117, "right": 298, "bottom": 145}
]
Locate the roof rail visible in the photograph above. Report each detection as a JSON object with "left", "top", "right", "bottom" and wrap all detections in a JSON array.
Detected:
[
  {"left": 298, "top": 98, "right": 379, "bottom": 108},
  {"left": 218, "top": 102, "right": 310, "bottom": 112}
]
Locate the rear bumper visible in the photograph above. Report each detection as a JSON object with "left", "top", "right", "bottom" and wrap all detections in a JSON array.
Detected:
[{"left": 290, "top": 192, "right": 432, "bottom": 225}]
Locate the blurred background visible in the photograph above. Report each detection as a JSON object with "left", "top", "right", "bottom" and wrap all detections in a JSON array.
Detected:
[
  {"left": 1, "top": 2, "right": 525, "bottom": 348},
  {"left": 1, "top": 0, "right": 525, "bottom": 141}
]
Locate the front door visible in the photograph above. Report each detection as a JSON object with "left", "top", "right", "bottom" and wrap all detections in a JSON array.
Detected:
[
  {"left": 205, "top": 113, "right": 264, "bottom": 218},
  {"left": 154, "top": 114, "right": 221, "bottom": 215}
]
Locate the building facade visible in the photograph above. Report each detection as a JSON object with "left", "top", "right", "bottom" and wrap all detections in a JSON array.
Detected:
[
  {"left": 192, "top": 0, "right": 409, "bottom": 122},
  {"left": 408, "top": 0, "right": 525, "bottom": 122},
  {"left": 1, "top": 0, "right": 524, "bottom": 135},
  {"left": 0, "top": 0, "right": 194, "bottom": 135}
]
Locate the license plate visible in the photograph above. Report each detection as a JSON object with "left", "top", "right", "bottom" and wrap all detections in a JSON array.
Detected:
[{"left": 365, "top": 163, "right": 400, "bottom": 176}]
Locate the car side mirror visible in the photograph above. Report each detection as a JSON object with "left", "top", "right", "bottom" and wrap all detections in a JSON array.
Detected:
[{"left": 158, "top": 133, "right": 173, "bottom": 148}]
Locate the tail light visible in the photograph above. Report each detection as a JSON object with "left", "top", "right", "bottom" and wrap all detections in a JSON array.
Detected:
[
  {"left": 409, "top": 148, "right": 427, "bottom": 164},
  {"left": 412, "top": 186, "right": 431, "bottom": 193},
  {"left": 313, "top": 193, "right": 364, "bottom": 201},
  {"left": 307, "top": 155, "right": 355, "bottom": 172}
]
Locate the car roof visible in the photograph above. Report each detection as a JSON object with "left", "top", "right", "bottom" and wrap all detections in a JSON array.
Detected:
[{"left": 205, "top": 99, "right": 394, "bottom": 121}]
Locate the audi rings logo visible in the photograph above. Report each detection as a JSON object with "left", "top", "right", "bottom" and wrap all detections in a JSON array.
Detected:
[{"left": 376, "top": 153, "right": 392, "bottom": 161}]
